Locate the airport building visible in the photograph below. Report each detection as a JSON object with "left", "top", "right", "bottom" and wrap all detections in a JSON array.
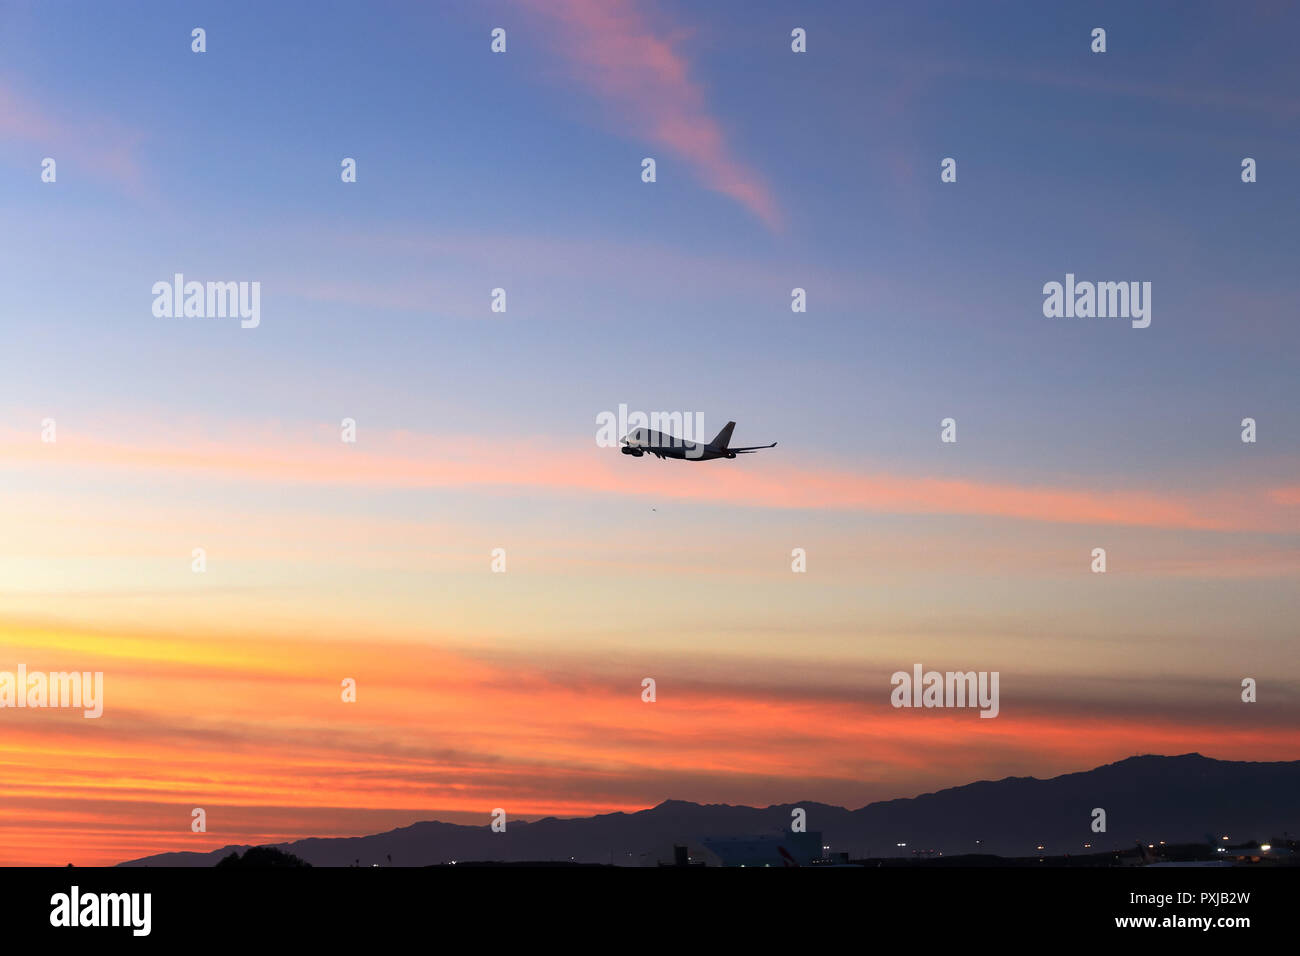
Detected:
[{"left": 701, "top": 829, "right": 824, "bottom": 867}]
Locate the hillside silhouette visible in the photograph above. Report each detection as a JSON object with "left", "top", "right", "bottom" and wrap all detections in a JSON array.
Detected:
[{"left": 119, "top": 754, "right": 1299, "bottom": 866}]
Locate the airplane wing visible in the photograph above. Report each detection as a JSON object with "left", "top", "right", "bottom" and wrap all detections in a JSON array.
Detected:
[{"left": 728, "top": 442, "right": 777, "bottom": 454}]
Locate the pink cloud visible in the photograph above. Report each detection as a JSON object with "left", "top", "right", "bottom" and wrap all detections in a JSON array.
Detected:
[
  {"left": 4, "top": 420, "right": 1296, "bottom": 533},
  {"left": 1270, "top": 486, "right": 1300, "bottom": 506},
  {"left": 0, "top": 83, "right": 146, "bottom": 190},
  {"left": 515, "top": 0, "right": 781, "bottom": 230}
]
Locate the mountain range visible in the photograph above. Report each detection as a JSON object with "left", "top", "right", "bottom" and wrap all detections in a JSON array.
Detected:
[{"left": 118, "top": 753, "right": 1300, "bottom": 866}]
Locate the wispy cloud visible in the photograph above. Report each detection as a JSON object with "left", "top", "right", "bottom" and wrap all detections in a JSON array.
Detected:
[
  {"left": 4, "top": 420, "right": 1295, "bottom": 533},
  {"left": 515, "top": 0, "right": 781, "bottom": 229},
  {"left": 0, "top": 82, "right": 147, "bottom": 191}
]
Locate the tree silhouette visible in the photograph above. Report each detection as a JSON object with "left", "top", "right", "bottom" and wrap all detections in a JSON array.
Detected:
[{"left": 216, "top": 846, "right": 311, "bottom": 868}]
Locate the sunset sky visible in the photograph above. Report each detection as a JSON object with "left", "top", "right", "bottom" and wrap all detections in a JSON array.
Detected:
[{"left": 2, "top": 0, "right": 1298, "bottom": 866}]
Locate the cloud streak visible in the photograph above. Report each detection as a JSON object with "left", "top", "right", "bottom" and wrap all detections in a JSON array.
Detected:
[
  {"left": 515, "top": 0, "right": 781, "bottom": 229},
  {"left": 0, "top": 83, "right": 147, "bottom": 191},
  {"left": 1, "top": 621, "right": 1295, "bottom": 865},
  {"left": 3, "top": 421, "right": 1296, "bottom": 533}
]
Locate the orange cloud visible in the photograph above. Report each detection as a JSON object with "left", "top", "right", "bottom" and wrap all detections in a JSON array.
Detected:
[
  {"left": 515, "top": 0, "right": 781, "bottom": 229},
  {"left": 1, "top": 621, "right": 1294, "bottom": 865}
]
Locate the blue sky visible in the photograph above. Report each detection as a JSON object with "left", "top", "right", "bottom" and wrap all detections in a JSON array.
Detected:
[{"left": 4, "top": 0, "right": 1297, "bottom": 481}]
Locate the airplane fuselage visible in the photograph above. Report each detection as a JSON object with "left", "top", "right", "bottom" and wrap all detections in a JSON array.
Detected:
[
  {"left": 621, "top": 428, "right": 732, "bottom": 460},
  {"left": 619, "top": 421, "right": 776, "bottom": 461}
]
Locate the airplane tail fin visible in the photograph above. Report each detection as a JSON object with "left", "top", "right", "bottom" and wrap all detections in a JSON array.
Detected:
[{"left": 711, "top": 421, "right": 736, "bottom": 449}]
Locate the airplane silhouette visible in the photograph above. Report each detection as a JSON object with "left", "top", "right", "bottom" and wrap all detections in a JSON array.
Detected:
[{"left": 620, "top": 421, "right": 776, "bottom": 461}]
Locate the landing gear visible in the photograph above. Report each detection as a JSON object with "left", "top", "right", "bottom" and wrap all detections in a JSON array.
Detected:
[{"left": 621, "top": 446, "right": 644, "bottom": 457}]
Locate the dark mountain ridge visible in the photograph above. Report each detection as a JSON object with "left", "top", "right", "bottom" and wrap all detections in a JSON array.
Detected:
[{"left": 119, "top": 754, "right": 1300, "bottom": 866}]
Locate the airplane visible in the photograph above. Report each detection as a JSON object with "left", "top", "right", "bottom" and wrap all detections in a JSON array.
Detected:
[{"left": 619, "top": 421, "right": 777, "bottom": 461}]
